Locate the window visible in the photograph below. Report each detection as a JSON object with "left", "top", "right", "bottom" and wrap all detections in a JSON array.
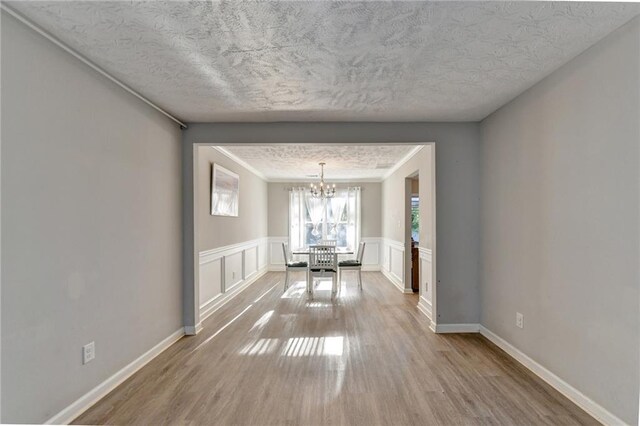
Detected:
[
  {"left": 289, "top": 187, "right": 361, "bottom": 250},
  {"left": 411, "top": 196, "right": 419, "bottom": 243}
]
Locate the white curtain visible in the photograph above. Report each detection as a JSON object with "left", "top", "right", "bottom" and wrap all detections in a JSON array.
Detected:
[
  {"left": 304, "top": 194, "right": 325, "bottom": 238},
  {"left": 289, "top": 186, "right": 361, "bottom": 250},
  {"left": 345, "top": 187, "right": 361, "bottom": 251},
  {"left": 289, "top": 188, "right": 305, "bottom": 250}
]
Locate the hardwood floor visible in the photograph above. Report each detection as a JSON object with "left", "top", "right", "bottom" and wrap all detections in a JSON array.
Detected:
[{"left": 74, "top": 272, "right": 597, "bottom": 425}]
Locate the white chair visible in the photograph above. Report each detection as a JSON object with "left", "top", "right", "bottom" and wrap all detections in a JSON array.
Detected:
[
  {"left": 338, "top": 242, "right": 366, "bottom": 289},
  {"left": 282, "top": 243, "right": 308, "bottom": 291},
  {"left": 308, "top": 245, "right": 338, "bottom": 297}
]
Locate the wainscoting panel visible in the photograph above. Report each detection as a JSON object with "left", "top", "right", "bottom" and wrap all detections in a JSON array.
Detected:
[
  {"left": 198, "top": 237, "right": 268, "bottom": 321},
  {"left": 360, "top": 237, "right": 381, "bottom": 271},
  {"left": 382, "top": 238, "right": 405, "bottom": 291},
  {"left": 244, "top": 246, "right": 258, "bottom": 278},
  {"left": 268, "top": 237, "right": 288, "bottom": 271},
  {"left": 199, "top": 257, "right": 222, "bottom": 308},
  {"left": 419, "top": 247, "right": 433, "bottom": 304},
  {"left": 224, "top": 251, "right": 243, "bottom": 291}
]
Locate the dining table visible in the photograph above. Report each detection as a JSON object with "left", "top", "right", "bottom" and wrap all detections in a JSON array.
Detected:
[{"left": 292, "top": 247, "right": 354, "bottom": 255}]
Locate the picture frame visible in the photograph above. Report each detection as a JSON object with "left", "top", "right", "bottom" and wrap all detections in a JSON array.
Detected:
[{"left": 211, "top": 163, "right": 239, "bottom": 217}]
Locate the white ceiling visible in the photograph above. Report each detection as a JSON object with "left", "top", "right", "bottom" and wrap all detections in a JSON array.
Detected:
[
  {"left": 7, "top": 1, "right": 639, "bottom": 122},
  {"left": 217, "top": 144, "right": 423, "bottom": 181}
]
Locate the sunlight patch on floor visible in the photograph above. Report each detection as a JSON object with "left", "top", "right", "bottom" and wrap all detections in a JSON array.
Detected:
[
  {"left": 281, "top": 336, "right": 344, "bottom": 357},
  {"left": 238, "top": 338, "right": 280, "bottom": 356}
]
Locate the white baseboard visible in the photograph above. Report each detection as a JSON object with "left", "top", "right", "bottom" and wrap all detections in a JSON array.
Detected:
[
  {"left": 200, "top": 267, "right": 267, "bottom": 323},
  {"left": 361, "top": 265, "right": 381, "bottom": 272},
  {"left": 433, "top": 323, "right": 480, "bottom": 333},
  {"left": 268, "top": 265, "right": 285, "bottom": 272},
  {"left": 45, "top": 327, "right": 185, "bottom": 425},
  {"left": 416, "top": 296, "right": 432, "bottom": 321},
  {"left": 381, "top": 268, "right": 408, "bottom": 293},
  {"left": 479, "top": 326, "right": 626, "bottom": 426}
]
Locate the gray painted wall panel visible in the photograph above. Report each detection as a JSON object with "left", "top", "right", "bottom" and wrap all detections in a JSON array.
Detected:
[
  {"left": 183, "top": 122, "right": 481, "bottom": 325},
  {"left": 480, "top": 17, "right": 640, "bottom": 424},
  {"left": 1, "top": 13, "right": 183, "bottom": 423}
]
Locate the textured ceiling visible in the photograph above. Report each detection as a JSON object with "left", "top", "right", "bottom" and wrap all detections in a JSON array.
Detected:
[
  {"left": 219, "top": 144, "right": 422, "bottom": 181},
  {"left": 7, "top": 1, "right": 640, "bottom": 122}
]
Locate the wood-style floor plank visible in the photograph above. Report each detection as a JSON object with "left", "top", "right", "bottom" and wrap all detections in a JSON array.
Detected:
[{"left": 73, "top": 272, "right": 598, "bottom": 425}]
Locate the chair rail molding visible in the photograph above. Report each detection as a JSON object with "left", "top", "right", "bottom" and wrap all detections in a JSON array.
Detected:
[{"left": 198, "top": 237, "right": 268, "bottom": 323}]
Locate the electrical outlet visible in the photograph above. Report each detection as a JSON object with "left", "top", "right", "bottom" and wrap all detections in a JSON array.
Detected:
[
  {"left": 516, "top": 312, "right": 524, "bottom": 329},
  {"left": 83, "top": 341, "right": 95, "bottom": 364}
]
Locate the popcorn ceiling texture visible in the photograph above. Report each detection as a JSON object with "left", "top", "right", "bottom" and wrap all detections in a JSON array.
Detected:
[
  {"left": 221, "top": 144, "right": 421, "bottom": 180},
  {"left": 9, "top": 1, "right": 639, "bottom": 122}
]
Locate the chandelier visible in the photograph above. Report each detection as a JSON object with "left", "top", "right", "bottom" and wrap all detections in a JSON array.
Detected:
[{"left": 309, "top": 162, "right": 336, "bottom": 199}]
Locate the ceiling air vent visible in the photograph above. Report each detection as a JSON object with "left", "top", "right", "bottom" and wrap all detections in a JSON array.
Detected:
[{"left": 375, "top": 163, "right": 394, "bottom": 169}]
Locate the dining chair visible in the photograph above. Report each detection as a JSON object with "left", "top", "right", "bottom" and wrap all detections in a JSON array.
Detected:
[
  {"left": 338, "top": 242, "right": 366, "bottom": 289},
  {"left": 308, "top": 245, "right": 338, "bottom": 297},
  {"left": 282, "top": 242, "right": 308, "bottom": 291}
]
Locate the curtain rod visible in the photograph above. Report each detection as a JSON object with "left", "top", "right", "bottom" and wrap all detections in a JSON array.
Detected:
[{"left": 1, "top": 4, "right": 188, "bottom": 129}]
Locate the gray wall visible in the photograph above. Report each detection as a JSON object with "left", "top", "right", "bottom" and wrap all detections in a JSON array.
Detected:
[
  {"left": 197, "top": 147, "right": 268, "bottom": 251},
  {"left": 1, "top": 13, "right": 183, "bottom": 423},
  {"left": 267, "top": 181, "right": 381, "bottom": 237},
  {"left": 480, "top": 17, "right": 640, "bottom": 425},
  {"left": 183, "top": 122, "right": 481, "bottom": 325}
]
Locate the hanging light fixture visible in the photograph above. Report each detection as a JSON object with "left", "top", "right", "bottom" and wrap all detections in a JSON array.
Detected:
[{"left": 309, "top": 162, "right": 336, "bottom": 199}]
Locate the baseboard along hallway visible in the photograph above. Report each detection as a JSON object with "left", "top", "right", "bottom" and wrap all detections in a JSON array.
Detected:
[{"left": 73, "top": 272, "right": 596, "bottom": 425}]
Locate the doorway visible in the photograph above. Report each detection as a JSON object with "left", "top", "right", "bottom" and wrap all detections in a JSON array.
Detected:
[{"left": 405, "top": 173, "right": 420, "bottom": 294}]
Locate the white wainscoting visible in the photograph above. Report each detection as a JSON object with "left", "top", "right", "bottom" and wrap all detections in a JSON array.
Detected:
[
  {"left": 268, "top": 236, "right": 288, "bottom": 271},
  {"left": 360, "top": 237, "right": 381, "bottom": 271},
  {"left": 199, "top": 237, "right": 268, "bottom": 322},
  {"left": 268, "top": 236, "right": 382, "bottom": 271},
  {"left": 417, "top": 247, "right": 433, "bottom": 320},
  {"left": 381, "top": 238, "right": 407, "bottom": 292}
]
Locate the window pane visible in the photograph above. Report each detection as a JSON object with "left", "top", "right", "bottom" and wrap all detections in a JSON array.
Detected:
[{"left": 305, "top": 223, "right": 322, "bottom": 246}]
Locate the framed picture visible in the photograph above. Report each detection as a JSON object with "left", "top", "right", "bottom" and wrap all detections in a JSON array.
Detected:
[{"left": 211, "top": 163, "right": 239, "bottom": 217}]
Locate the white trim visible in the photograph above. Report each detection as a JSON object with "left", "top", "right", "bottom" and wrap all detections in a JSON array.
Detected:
[
  {"left": 199, "top": 237, "right": 268, "bottom": 265},
  {"left": 382, "top": 268, "right": 411, "bottom": 293},
  {"left": 382, "top": 238, "right": 405, "bottom": 251},
  {"left": 184, "top": 323, "right": 203, "bottom": 336},
  {"left": 479, "top": 326, "right": 626, "bottom": 426},
  {"left": 361, "top": 265, "right": 381, "bottom": 272},
  {"left": 382, "top": 238, "right": 405, "bottom": 289},
  {"left": 210, "top": 146, "right": 267, "bottom": 181},
  {"left": 432, "top": 323, "right": 480, "bottom": 333},
  {"left": 417, "top": 296, "right": 432, "bottom": 321},
  {"left": 200, "top": 268, "right": 267, "bottom": 323},
  {"left": 429, "top": 321, "right": 437, "bottom": 333},
  {"left": 382, "top": 145, "right": 425, "bottom": 180},
  {"left": 418, "top": 247, "right": 432, "bottom": 262},
  {"left": 45, "top": 328, "right": 185, "bottom": 425}
]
